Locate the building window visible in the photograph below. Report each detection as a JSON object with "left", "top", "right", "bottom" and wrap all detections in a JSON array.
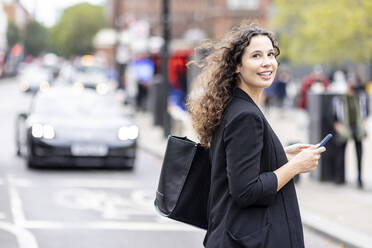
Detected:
[{"left": 227, "top": 0, "right": 259, "bottom": 10}]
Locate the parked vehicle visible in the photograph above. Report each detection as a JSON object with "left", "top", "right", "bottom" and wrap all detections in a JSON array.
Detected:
[
  {"left": 16, "top": 86, "right": 138, "bottom": 169},
  {"left": 18, "top": 64, "right": 53, "bottom": 94}
]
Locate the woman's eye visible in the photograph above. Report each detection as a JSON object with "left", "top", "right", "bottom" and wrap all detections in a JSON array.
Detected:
[
  {"left": 268, "top": 52, "right": 275, "bottom": 57},
  {"left": 252, "top": 54, "right": 260, "bottom": 58}
]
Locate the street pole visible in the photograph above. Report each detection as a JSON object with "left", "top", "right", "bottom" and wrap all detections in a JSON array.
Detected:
[
  {"left": 161, "top": 0, "right": 171, "bottom": 136},
  {"left": 114, "top": 0, "right": 124, "bottom": 88}
]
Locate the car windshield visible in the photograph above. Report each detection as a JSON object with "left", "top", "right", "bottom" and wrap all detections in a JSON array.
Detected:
[
  {"left": 20, "top": 65, "right": 51, "bottom": 81},
  {"left": 76, "top": 65, "right": 105, "bottom": 74},
  {"left": 33, "top": 92, "right": 121, "bottom": 117}
]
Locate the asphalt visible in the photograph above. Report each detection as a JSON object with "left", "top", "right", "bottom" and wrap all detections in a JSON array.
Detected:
[{"left": 135, "top": 106, "right": 372, "bottom": 248}]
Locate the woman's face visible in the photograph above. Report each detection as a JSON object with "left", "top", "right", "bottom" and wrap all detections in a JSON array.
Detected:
[{"left": 236, "top": 35, "right": 278, "bottom": 89}]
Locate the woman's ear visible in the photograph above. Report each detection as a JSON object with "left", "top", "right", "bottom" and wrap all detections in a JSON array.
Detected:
[{"left": 236, "top": 65, "right": 240, "bottom": 74}]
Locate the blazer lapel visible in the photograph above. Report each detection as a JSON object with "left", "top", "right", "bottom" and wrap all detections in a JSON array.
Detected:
[{"left": 233, "top": 87, "right": 257, "bottom": 106}]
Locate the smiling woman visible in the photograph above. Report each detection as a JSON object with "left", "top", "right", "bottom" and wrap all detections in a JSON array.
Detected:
[
  {"left": 186, "top": 22, "right": 326, "bottom": 248},
  {"left": 187, "top": 23, "right": 280, "bottom": 148},
  {"left": 236, "top": 35, "right": 278, "bottom": 104}
]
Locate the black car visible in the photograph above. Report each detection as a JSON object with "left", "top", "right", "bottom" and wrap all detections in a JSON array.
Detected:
[{"left": 16, "top": 87, "right": 138, "bottom": 169}]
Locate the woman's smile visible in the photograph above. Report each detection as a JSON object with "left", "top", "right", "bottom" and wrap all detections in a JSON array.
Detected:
[{"left": 257, "top": 70, "right": 274, "bottom": 80}]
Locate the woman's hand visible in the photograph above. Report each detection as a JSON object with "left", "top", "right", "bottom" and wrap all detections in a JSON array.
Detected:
[
  {"left": 290, "top": 146, "right": 326, "bottom": 174},
  {"left": 274, "top": 145, "right": 326, "bottom": 191},
  {"left": 285, "top": 143, "right": 312, "bottom": 161}
]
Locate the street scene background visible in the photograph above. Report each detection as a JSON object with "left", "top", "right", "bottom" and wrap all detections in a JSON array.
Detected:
[{"left": 0, "top": 0, "right": 372, "bottom": 247}]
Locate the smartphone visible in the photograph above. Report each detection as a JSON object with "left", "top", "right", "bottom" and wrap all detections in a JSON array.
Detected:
[{"left": 317, "top": 134, "right": 333, "bottom": 148}]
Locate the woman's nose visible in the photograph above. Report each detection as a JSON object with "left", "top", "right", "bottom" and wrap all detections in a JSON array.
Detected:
[{"left": 261, "top": 56, "right": 271, "bottom": 66}]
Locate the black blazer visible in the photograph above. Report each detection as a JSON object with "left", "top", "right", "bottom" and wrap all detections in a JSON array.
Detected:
[{"left": 204, "top": 88, "right": 304, "bottom": 248}]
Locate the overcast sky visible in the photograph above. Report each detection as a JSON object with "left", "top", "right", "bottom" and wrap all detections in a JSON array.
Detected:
[{"left": 20, "top": 0, "right": 105, "bottom": 27}]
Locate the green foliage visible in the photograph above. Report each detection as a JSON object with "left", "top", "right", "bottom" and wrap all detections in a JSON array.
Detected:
[
  {"left": 6, "top": 21, "right": 21, "bottom": 47},
  {"left": 24, "top": 20, "right": 48, "bottom": 56},
  {"left": 271, "top": 0, "right": 372, "bottom": 65},
  {"left": 49, "top": 3, "right": 107, "bottom": 57}
]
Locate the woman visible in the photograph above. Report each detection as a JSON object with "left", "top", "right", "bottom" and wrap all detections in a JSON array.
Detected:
[{"left": 187, "top": 24, "right": 326, "bottom": 247}]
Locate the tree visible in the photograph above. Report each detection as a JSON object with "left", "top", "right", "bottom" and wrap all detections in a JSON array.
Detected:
[
  {"left": 24, "top": 20, "right": 48, "bottom": 56},
  {"left": 271, "top": 0, "right": 372, "bottom": 65},
  {"left": 6, "top": 21, "right": 21, "bottom": 47},
  {"left": 49, "top": 3, "right": 107, "bottom": 57}
]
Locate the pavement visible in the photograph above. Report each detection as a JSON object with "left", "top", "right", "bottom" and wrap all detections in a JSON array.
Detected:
[{"left": 135, "top": 105, "right": 372, "bottom": 248}]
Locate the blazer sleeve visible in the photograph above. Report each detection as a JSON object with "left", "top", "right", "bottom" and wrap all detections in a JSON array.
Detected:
[{"left": 224, "top": 112, "right": 278, "bottom": 208}]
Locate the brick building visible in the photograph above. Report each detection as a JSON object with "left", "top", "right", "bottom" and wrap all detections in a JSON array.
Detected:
[
  {"left": 2, "top": 0, "right": 31, "bottom": 30},
  {"left": 106, "top": 0, "right": 272, "bottom": 40}
]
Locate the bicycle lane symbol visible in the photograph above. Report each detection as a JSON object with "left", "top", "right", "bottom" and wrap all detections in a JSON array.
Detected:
[{"left": 54, "top": 188, "right": 169, "bottom": 222}]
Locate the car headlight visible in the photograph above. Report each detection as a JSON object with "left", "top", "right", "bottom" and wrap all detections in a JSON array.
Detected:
[
  {"left": 31, "top": 124, "right": 55, "bottom": 139},
  {"left": 31, "top": 124, "right": 43, "bottom": 138},
  {"left": 43, "top": 124, "right": 55, "bottom": 139},
  {"left": 96, "top": 83, "right": 108, "bottom": 95},
  {"left": 118, "top": 125, "right": 139, "bottom": 141},
  {"left": 73, "top": 82, "right": 84, "bottom": 91},
  {"left": 40, "top": 81, "right": 50, "bottom": 92},
  {"left": 20, "top": 81, "right": 29, "bottom": 92}
]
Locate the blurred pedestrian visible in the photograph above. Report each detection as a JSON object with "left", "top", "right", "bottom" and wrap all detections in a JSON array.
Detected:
[
  {"left": 187, "top": 23, "right": 325, "bottom": 248},
  {"left": 132, "top": 57, "right": 154, "bottom": 111},
  {"left": 273, "top": 70, "right": 289, "bottom": 108},
  {"left": 298, "top": 65, "right": 330, "bottom": 109},
  {"left": 329, "top": 70, "right": 347, "bottom": 94},
  {"left": 331, "top": 73, "right": 369, "bottom": 188},
  {"left": 262, "top": 83, "right": 275, "bottom": 111}
]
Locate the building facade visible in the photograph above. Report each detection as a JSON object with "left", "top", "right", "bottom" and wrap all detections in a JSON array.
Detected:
[
  {"left": 2, "top": 0, "right": 31, "bottom": 30},
  {"left": 106, "top": 0, "right": 272, "bottom": 40}
]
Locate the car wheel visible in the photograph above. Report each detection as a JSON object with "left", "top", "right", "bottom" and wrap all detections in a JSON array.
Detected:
[
  {"left": 16, "top": 145, "right": 22, "bottom": 157},
  {"left": 27, "top": 158, "right": 37, "bottom": 169},
  {"left": 15, "top": 125, "right": 21, "bottom": 157},
  {"left": 125, "top": 159, "right": 135, "bottom": 170}
]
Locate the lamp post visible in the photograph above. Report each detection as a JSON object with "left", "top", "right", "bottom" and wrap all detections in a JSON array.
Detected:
[
  {"left": 113, "top": 0, "right": 125, "bottom": 88},
  {"left": 160, "top": 0, "right": 171, "bottom": 136}
]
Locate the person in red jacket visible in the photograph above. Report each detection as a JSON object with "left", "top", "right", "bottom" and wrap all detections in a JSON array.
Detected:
[{"left": 298, "top": 65, "right": 330, "bottom": 109}]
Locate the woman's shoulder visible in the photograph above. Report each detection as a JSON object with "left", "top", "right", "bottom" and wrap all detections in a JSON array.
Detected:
[
  {"left": 223, "top": 98, "right": 263, "bottom": 126},
  {"left": 225, "top": 97, "right": 261, "bottom": 117}
]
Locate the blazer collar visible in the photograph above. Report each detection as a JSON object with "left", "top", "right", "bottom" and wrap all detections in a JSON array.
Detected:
[{"left": 233, "top": 87, "right": 257, "bottom": 105}]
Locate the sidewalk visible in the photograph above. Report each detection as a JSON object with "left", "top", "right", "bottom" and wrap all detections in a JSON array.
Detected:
[{"left": 135, "top": 107, "right": 372, "bottom": 248}]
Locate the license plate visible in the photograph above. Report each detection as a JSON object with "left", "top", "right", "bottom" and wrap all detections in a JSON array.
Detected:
[{"left": 71, "top": 144, "right": 108, "bottom": 156}]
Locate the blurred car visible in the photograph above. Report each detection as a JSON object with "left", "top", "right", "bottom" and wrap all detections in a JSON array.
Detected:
[
  {"left": 72, "top": 55, "right": 116, "bottom": 94},
  {"left": 19, "top": 64, "right": 53, "bottom": 93},
  {"left": 16, "top": 86, "right": 138, "bottom": 169}
]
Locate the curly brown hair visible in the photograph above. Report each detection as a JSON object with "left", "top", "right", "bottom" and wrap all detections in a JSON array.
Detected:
[{"left": 186, "top": 23, "right": 280, "bottom": 147}]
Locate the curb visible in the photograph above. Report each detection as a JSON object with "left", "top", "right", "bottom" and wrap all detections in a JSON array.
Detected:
[{"left": 301, "top": 209, "right": 371, "bottom": 248}]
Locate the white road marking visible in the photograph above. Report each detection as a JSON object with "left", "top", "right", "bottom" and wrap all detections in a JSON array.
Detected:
[
  {"left": 22, "top": 220, "right": 202, "bottom": 231},
  {"left": 5, "top": 175, "right": 39, "bottom": 248},
  {"left": 6, "top": 175, "right": 195, "bottom": 232},
  {"left": 0, "top": 222, "right": 39, "bottom": 248},
  {"left": 54, "top": 188, "right": 161, "bottom": 220},
  {"left": 11, "top": 178, "right": 139, "bottom": 189},
  {"left": 57, "top": 179, "right": 139, "bottom": 189},
  {"left": 7, "top": 175, "right": 27, "bottom": 225}
]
